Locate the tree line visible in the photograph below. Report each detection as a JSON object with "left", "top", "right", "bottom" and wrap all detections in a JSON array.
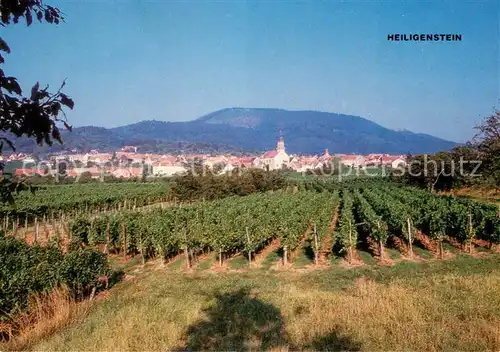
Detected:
[
  {"left": 170, "top": 163, "right": 286, "bottom": 201},
  {"left": 396, "top": 111, "right": 500, "bottom": 191}
]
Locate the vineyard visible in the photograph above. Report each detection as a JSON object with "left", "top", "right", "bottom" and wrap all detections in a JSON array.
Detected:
[
  {"left": 2, "top": 180, "right": 500, "bottom": 345},
  {"left": 67, "top": 190, "right": 339, "bottom": 267},
  {"left": 0, "top": 182, "right": 170, "bottom": 235},
  {"left": 31, "top": 181, "right": 498, "bottom": 270},
  {"left": 3, "top": 180, "right": 500, "bottom": 271}
]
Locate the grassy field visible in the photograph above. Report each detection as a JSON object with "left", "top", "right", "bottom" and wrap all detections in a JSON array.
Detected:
[{"left": 29, "top": 253, "right": 500, "bottom": 351}]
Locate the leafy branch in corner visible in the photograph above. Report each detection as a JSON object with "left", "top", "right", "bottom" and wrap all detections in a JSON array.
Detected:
[{"left": 0, "top": 0, "right": 74, "bottom": 201}]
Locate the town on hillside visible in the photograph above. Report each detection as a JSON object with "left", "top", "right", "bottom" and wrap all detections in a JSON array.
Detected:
[{"left": 6, "top": 137, "right": 407, "bottom": 179}]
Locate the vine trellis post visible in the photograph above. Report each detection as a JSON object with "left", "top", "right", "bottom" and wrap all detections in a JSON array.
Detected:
[
  {"left": 246, "top": 226, "right": 251, "bottom": 266},
  {"left": 313, "top": 222, "right": 319, "bottom": 265},
  {"left": 407, "top": 217, "right": 413, "bottom": 258}
]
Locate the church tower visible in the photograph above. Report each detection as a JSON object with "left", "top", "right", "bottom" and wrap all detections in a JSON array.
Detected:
[{"left": 277, "top": 136, "right": 285, "bottom": 153}]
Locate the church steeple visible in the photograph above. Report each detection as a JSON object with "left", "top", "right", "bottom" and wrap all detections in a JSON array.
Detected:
[{"left": 277, "top": 135, "right": 285, "bottom": 153}]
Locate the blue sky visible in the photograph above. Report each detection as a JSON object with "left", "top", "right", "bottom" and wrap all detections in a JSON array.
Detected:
[{"left": 2, "top": 0, "right": 499, "bottom": 142}]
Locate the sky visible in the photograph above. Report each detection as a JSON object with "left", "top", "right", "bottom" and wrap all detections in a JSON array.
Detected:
[{"left": 2, "top": 0, "right": 499, "bottom": 142}]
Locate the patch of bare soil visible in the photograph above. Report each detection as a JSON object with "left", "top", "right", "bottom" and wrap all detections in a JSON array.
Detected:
[
  {"left": 115, "top": 254, "right": 136, "bottom": 263},
  {"left": 209, "top": 262, "right": 228, "bottom": 272},
  {"left": 302, "top": 262, "right": 331, "bottom": 271},
  {"left": 444, "top": 236, "right": 487, "bottom": 257},
  {"left": 366, "top": 241, "right": 396, "bottom": 266},
  {"left": 254, "top": 237, "right": 281, "bottom": 267},
  {"left": 95, "top": 291, "right": 111, "bottom": 301},
  {"left": 379, "top": 249, "right": 396, "bottom": 266},
  {"left": 470, "top": 250, "right": 489, "bottom": 258},
  {"left": 338, "top": 251, "right": 365, "bottom": 269},
  {"left": 388, "top": 234, "right": 409, "bottom": 256},
  {"left": 365, "top": 236, "right": 381, "bottom": 258},
  {"left": 473, "top": 238, "right": 491, "bottom": 248},
  {"left": 446, "top": 236, "right": 466, "bottom": 251},
  {"left": 464, "top": 242, "right": 490, "bottom": 258},
  {"left": 414, "top": 231, "right": 439, "bottom": 257},
  {"left": 386, "top": 235, "right": 425, "bottom": 263},
  {"left": 318, "top": 206, "right": 340, "bottom": 265},
  {"left": 442, "top": 187, "right": 500, "bottom": 202}
]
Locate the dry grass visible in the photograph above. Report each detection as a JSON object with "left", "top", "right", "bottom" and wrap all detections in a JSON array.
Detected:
[
  {"left": 1, "top": 287, "right": 91, "bottom": 351},
  {"left": 277, "top": 275, "right": 500, "bottom": 351},
  {"left": 441, "top": 187, "right": 500, "bottom": 204},
  {"left": 31, "top": 255, "right": 500, "bottom": 351}
]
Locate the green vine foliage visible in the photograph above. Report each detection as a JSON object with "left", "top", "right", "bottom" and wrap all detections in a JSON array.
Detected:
[
  {"left": 0, "top": 232, "right": 109, "bottom": 322},
  {"left": 85, "top": 191, "right": 339, "bottom": 261},
  {"left": 0, "top": 182, "right": 170, "bottom": 220}
]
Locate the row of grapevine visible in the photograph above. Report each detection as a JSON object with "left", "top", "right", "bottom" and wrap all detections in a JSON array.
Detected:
[
  {"left": 71, "top": 190, "right": 339, "bottom": 266},
  {"left": 333, "top": 190, "right": 357, "bottom": 263},
  {"left": 1, "top": 182, "right": 170, "bottom": 221},
  {"left": 311, "top": 191, "right": 339, "bottom": 263},
  {"left": 384, "top": 186, "right": 500, "bottom": 251},
  {"left": 326, "top": 184, "right": 500, "bottom": 262},
  {"left": 56, "top": 181, "right": 499, "bottom": 266},
  {"left": 294, "top": 177, "right": 395, "bottom": 194},
  {"left": 352, "top": 189, "right": 389, "bottom": 258},
  {"left": 360, "top": 188, "right": 418, "bottom": 256}
]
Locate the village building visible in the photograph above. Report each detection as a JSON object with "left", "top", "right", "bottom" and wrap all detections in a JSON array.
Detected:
[
  {"left": 151, "top": 160, "right": 186, "bottom": 176},
  {"left": 258, "top": 136, "right": 290, "bottom": 170},
  {"left": 110, "top": 167, "right": 143, "bottom": 179},
  {"left": 380, "top": 155, "right": 407, "bottom": 168},
  {"left": 238, "top": 156, "right": 256, "bottom": 169},
  {"left": 204, "top": 155, "right": 228, "bottom": 169},
  {"left": 338, "top": 154, "right": 365, "bottom": 168},
  {"left": 318, "top": 149, "right": 333, "bottom": 164}
]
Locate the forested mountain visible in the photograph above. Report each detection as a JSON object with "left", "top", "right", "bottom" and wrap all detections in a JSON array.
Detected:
[{"left": 5, "top": 108, "right": 457, "bottom": 155}]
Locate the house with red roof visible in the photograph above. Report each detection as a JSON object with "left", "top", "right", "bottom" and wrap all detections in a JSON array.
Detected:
[
  {"left": 151, "top": 160, "right": 185, "bottom": 176},
  {"left": 239, "top": 156, "right": 256, "bottom": 169},
  {"left": 338, "top": 154, "right": 365, "bottom": 168},
  {"left": 111, "top": 167, "right": 143, "bottom": 178},
  {"left": 257, "top": 136, "right": 290, "bottom": 170},
  {"left": 381, "top": 155, "right": 407, "bottom": 168}
]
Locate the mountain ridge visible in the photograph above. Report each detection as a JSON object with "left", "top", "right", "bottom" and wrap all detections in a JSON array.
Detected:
[{"left": 5, "top": 108, "right": 458, "bottom": 156}]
